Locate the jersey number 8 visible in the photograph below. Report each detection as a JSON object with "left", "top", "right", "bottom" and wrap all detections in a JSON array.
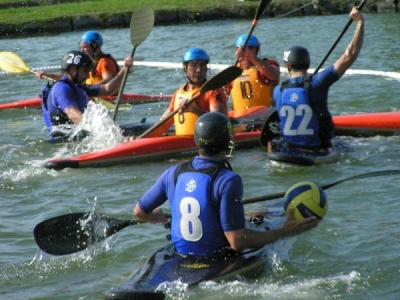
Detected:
[{"left": 180, "top": 197, "right": 203, "bottom": 241}]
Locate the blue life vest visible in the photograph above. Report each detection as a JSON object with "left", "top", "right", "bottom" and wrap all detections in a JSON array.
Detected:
[
  {"left": 41, "top": 79, "right": 77, "bottom": 132},
  {"left": 276, "top": 76, "right": 320, "bottom": 147},
  {"left": 171, "top": 160, "right": 231, "bottom": 256}
]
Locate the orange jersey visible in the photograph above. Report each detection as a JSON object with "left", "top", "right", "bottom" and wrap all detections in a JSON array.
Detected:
[
  {"left": 168, "top": 84, "right": 227, "bottom": 136},
  {"left": 86, "top": 54, "right": 119, "bottom": 85}
]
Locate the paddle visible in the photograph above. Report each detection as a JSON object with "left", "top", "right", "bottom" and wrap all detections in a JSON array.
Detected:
[
  {"left": 136, "top": 65, "right": 243, "bottom": 139},
  {"left": 235, "top": 0, "right": 270, "bottom": 65},
  {"left": 313, "top": 0, "right": 367, "bottom": 75},
  {"left": 34, "top": 169, "right": 400, "bottom": 255},
  {"left": 243, "top": 169, "right": 400, "bottom": 204},
  {"left": 0, "top": 51, "right": 130, "bottom": 113},
  {"left": 34, "top": 212, "right": 139, "bottom": 256},
  {"left": 112, "top": 7, "right": 155, "bottom": 122},
  {"left": 0, "top": 51, "right": 54, "bottom": 81}
]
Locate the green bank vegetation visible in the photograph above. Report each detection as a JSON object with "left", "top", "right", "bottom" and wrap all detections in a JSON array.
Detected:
[
  {"left": 0, "top": 0, "right": 385, "bottom": 25},
  {"left": 0, "top": 0, "right": 257, "bottom": 25}
]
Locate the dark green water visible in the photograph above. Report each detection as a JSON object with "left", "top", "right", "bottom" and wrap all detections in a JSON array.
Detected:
[{"left": 0, "top": 13, "right": 399, "bottom": 300}]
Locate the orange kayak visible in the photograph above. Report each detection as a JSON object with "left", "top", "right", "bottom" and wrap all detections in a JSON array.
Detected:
[
  {"left": 44, "top": 106, "right": 274, "bottom": 170},
  {"left": 333, "top": 112, "right": 400, "bottom": 136}
]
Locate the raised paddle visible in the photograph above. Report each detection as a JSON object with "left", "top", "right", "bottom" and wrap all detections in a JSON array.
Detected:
[
  {"left": 112, "top": 7, "right": 155, "bottom": 122},
  {"left": 136, "top": 65, "right": 243, "bottom": 139},
  {"left": 235, "top": 0, "right": 270, "bottom": 65},
  {"left": 0, "top": 51, "right": 54, "bottom": 81},
  {"left": 34, "top": 169, "right": 400, "bottom": 255},
  {"left": 313, "top": 0, "right": 367, "bottom": 75}
]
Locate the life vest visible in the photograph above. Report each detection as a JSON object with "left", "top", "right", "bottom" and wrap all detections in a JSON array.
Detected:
[
  {"left": 173, "top": 85, "right": 200, "bottom": 136},
  {"left": 40, "top": 79, "right": 76, "bottom": 130},
  {"left": 276, "top": 76, "right": 321, "bottom": 147},
  {"left": 231, "top": 66, "right": 274, "bottom": 113},
  {"left": 86, "top": 53, "right": 119, "bottom": 85},
  {"left": 171, "top": 160, "right": 232, "bottom": 256}
]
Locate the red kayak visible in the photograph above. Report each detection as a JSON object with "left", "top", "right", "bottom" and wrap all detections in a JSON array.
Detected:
[
  {"left": 0, "top": 93, "right": 170, "bottom": 110},
  {"left": 44, "top": 131, "right": 261, "bottom": 170},
  {"left": 333, "top": 112, "right": 400, "bottom": 136},
  {"left": 44, "top": 106, "right": 273, "bottom": 170}
]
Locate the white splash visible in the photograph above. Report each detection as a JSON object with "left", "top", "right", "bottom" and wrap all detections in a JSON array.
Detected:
[
  {"left": 54, "top": 101, "right": 125, "bottom": 157},
  {"left": 156, "top": 279, "right": 189, "bottom": 299},
  {"left": 199, "top": 271, "right": 362, "bottom": 299}
]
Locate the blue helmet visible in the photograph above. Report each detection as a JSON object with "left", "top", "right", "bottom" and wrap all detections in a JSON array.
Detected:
[
  {"left": 183, "top": 48, "right": 209, "bottom": 64},
  {"left": 235, "top": 34, "right": 260, "bottom": 48},
  {"left": 81, "top": 31, "right": 103, "bottom": 48}
]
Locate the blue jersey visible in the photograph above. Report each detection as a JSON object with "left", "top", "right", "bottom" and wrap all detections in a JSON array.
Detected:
[
  {"left": 138, "top": 156, "right": 245, "bottom": 257},
  {"left": 273, "top": 66, "right": 340, "bottom": 148},
  {"left": 41, "top": 75, "right": 100, "bottom": 136}
]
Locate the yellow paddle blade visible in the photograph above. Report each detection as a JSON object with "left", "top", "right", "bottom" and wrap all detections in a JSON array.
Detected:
[{"left": 0, "top": 51, "right": 31, "bottom": 74}]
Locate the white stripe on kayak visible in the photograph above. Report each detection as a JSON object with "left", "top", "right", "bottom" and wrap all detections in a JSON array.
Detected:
[{"left": 1, "top": 61, "right": 399, "bottom": 80}]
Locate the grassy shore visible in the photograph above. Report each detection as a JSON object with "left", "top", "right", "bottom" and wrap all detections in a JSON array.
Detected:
[
  {"left": 0, "top": 0, "right": 261, "bottom": 25},
  {"left": 0, "top": 0, "right": 394, "bottom": 37}
]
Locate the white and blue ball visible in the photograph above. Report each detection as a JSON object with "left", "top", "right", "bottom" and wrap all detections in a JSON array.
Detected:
[{"left": 284, "top": 181, "right": 328, "bottom": 221}]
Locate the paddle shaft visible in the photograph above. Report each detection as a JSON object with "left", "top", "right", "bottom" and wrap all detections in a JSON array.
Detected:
[
  {"left": 234, "top": 0, "right": 270, "bottom": 65},
  {"left": 137, "top": 65, "right": 242, "bottom": 139},
  {"left": 25, "top": 68, "right": 56, "bottom": 82},
  {"left": 112, "top": 8, "right": 154, "bottom": 122},
  {"left": 313, "top": 0, "right": 367, "bottom": 75},
  {"left": 276, "top": 1, "right": 316, "bottom": 18},
  {"left": 242, "top": 169, "right": 400, "bottom": 205},
  {"left": 112, "top": 47, "right": 136, "bottom": 121},
  {"left": 137, "top": 91, "right": 200, "bottom": 139},
  {"left": 34, "top": 169, "right": 399, "bottom": 255}
]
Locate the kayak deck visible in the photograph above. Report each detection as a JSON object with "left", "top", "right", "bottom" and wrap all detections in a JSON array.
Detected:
[
  {"left": 105, "top": 205, "right": 284, "bottom": 300},
  {"left": 267, "top": 148, "right": 340, "bottom": 166},
  {"left": 106, "top": 244, "right": 265, "bottom": 300}
]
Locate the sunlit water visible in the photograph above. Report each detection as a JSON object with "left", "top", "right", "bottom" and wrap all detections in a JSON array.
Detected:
[{"left": 1, "top": 13, "right": 399, "bottom": 300}]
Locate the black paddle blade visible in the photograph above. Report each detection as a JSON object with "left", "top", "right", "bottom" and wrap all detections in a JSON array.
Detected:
[
  {"left": 200, "top": 66, "right": 242, "bottom": 94},
  {"left": 34, "top": 212, "right": 135, "bottom": 255}
]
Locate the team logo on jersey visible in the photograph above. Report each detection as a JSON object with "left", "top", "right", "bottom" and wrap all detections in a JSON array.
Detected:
[
  {"left": 185, "top": 179, "right": 197, "bottom": 192},
  {"left": 283, "top": 50, "right": 291, "bottom": 62},
  {"left": 290, "top": 92, "right": 299, "bottom": 102}
]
